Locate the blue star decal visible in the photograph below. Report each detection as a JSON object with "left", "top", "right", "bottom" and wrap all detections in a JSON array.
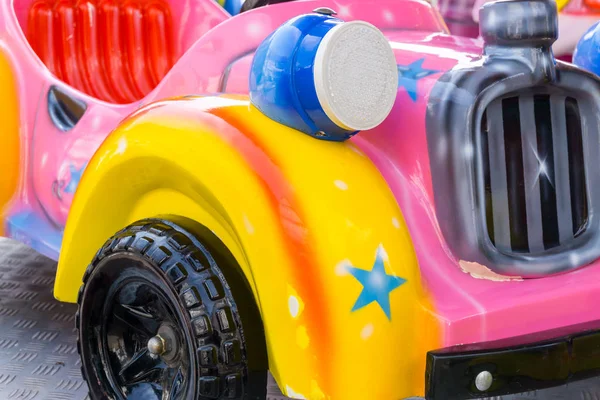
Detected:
[
  {"left": 62, "top": 163, "right": 86, "bottom": 194},
  {"left": 397, "top": 58, "right": 439, "bottom": 102},
  {"left": 347, "top": 245, "right": 406, "bottom": 320}
]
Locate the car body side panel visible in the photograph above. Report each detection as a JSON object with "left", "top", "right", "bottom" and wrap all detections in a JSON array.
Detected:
[
  {"left": 54, "top": 95, "right": 441, "bottom": 399},
  {"left": 0, "top": 50, "right": 20, "bottom": 235},
  {"left": 1, "top": 0, "right": 230, "bottom": 254},
  {"left": 147, "top": 0, "right": 449, "bottom": 101}
]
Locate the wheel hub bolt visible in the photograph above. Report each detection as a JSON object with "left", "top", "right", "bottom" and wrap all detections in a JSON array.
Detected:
[{"left": 147, "top": 335, "right": 166, "bottom": 356}]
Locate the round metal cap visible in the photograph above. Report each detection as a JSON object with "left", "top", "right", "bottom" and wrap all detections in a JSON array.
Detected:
[
  {"left": 475, "top": 370, "right": 493, "bottom": 392},
  {"left": 147, "top": 335, "right": 166, "bottom": 356}
]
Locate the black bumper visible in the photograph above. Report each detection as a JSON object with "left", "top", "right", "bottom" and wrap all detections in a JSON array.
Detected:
[{"left": 425, "top": 321, "right": 600, "bottom": 399}]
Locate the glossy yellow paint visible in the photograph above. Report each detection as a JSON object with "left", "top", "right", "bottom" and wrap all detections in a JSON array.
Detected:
[
  {"left": 556, "top": 0, "right": 569, "bottom": 10},
  {"left": 0, "top": 50, "right": 20, "bottom": 235},
  {"left": 55, "top": 95, "right": 440, "bottom": 399}
]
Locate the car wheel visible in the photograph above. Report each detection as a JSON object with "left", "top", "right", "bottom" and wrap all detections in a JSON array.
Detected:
[{"left": 77, "top": 220, "right": 256, "bottom": 399}]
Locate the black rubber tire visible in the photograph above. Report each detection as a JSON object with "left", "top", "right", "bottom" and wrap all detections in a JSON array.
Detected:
[{"left": 76, "top": 219, "right": 256, "bottom": 399}]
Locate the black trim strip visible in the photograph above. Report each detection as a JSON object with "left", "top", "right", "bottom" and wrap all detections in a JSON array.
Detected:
[{"left": 425, "top": 320, "right": 600, "bottom": 399}]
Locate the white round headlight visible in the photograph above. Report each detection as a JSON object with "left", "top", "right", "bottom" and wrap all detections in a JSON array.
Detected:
[
  {"left": 314, "top": 21, "right": 399, "bottom": 131},
  {"left": 249, "top": 11, "right": 398, "bottom": 141}
]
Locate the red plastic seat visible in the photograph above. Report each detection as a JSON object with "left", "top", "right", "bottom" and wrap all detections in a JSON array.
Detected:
[{"left": 28, "top": 0, "right": 175, "bottom": 104}]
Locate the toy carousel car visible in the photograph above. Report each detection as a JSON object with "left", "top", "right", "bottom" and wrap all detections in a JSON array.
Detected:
[
  {"left": 2, "top": 0, "right": 600, "bottom": 399},
  {"left": 439, "top": 0, "right": 600, "bottom": 60}
]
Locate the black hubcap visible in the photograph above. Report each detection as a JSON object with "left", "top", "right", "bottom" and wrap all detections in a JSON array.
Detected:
[
  {"left": 81, "top": 257, "right": 197, "bottom": 400},
  {"left": 105, "top": 281, "right": 188, "bottom": 398}
]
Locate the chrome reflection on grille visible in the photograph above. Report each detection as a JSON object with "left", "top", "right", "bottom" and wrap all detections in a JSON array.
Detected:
[{"left": 480, "top": 94, "right": 588, "bottom": 254}]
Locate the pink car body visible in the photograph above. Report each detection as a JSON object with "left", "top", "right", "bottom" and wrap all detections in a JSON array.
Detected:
[{"left": 2, "top": 0, "right": 600, "bottom": 393}]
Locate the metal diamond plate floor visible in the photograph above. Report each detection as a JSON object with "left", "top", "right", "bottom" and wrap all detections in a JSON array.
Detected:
[
  {"left": 0, "top": 237, "right": 291, "bottom": 400},
  {"left": 2, "top": 237, "right": 600, "bottom": 400},
  {"left": 0, "top": 238, "right": 88, "bottom": 400}
]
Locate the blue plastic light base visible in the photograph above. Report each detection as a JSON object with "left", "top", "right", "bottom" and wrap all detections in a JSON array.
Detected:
[{"left": 249, "top": 13, "right": 357, "bottom": 141}]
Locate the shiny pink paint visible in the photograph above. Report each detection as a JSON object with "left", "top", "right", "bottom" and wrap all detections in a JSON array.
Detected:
[
  {"left": 3, "top": 0, "right": 229, "bottom": 229},
  {"left": 2, "top": 0, "right": 599, "bottom": 353}
]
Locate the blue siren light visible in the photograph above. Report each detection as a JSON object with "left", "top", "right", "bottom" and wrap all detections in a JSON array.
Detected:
[{"left": 249, "top": 8, "right": 398, "bottom": 141}]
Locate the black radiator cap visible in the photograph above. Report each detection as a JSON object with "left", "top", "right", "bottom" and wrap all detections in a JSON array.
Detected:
[{"left": 479, "top": 0, "right": 558, "bottom": 47}]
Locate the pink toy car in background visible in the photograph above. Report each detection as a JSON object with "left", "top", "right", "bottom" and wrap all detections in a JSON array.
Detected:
[{"left": 437, "top": 0, "right": 600, "bottom": 60}]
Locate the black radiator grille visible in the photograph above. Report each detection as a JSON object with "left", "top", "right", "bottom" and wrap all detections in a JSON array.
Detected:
[{"left": 480, "top": 93, "right": 588, "bottom": 254}]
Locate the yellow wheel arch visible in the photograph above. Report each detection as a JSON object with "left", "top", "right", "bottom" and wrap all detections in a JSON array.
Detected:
[
  {"left": 56, "top": 95, "right": 440, "bottom": 399},
  {"left": 0, "top": 50, "right": 21, "bottom": 233}
]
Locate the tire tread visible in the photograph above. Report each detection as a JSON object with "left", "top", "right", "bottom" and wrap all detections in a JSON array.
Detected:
[{"left": 76, "top": 219, "right": 249, "bottom": 399}]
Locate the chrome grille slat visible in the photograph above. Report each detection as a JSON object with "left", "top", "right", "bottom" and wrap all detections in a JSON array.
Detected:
[
  {"left": 579, "top": 99, "right": 596, "bottom": 220},
  {"left": 487, "top": 99, "right": 512, "bottom": 252},
  {"left": 519, "top": 95, "right": 545, "bottom": 253},
  {"left": 481, "top": 90, "right": 589, "bottom": 257},
  {"left": 567, "top": 97, "right": 590, "bottom": 236},
  {"left": 550, "top": 94, "right": 574, "bottom": 243}
]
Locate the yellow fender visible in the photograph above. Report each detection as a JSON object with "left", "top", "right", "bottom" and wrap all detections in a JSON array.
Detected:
[
  {"left": 55, "top": 95, "right": 440, "bottom": 399},
  {"left": 0, "top": 51, "right": 20, "bottom": 233}
]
